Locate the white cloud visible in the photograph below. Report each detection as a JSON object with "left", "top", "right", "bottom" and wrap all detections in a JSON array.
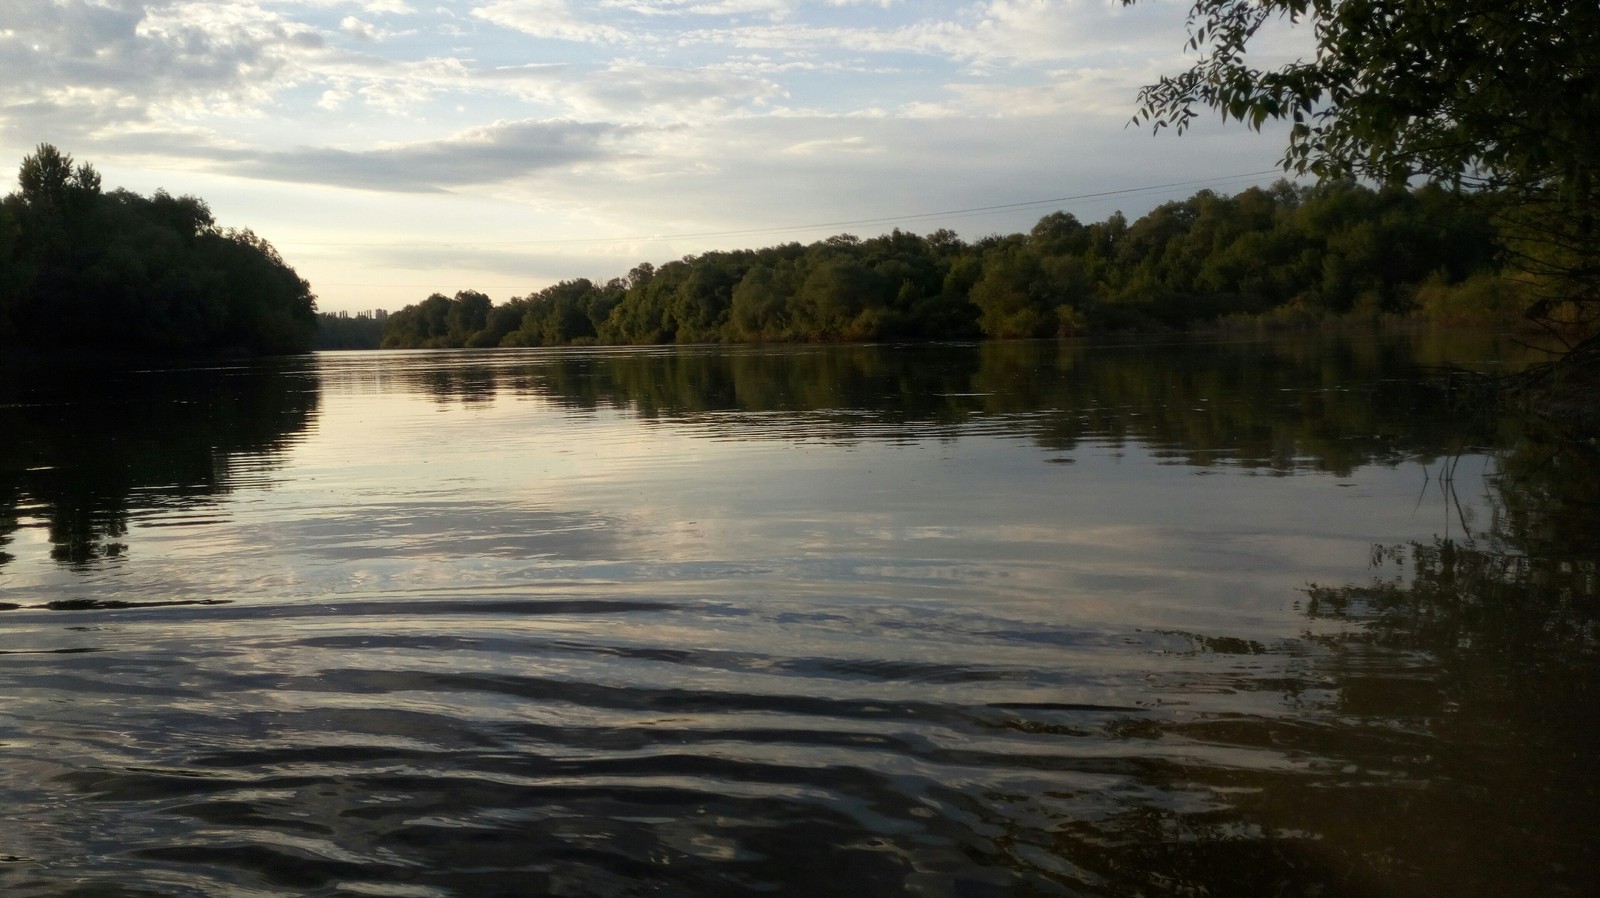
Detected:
[
  {"left": 339, "top": 15, "right": 416, "bottom": 41},
  {"left": 484, "top": 60, "right": 786, "bottom": 121},
  {"left": 471, "top": 0, "right": 634, "bottom": 43},
  {"left": 216, "top": 118, "right": 639, "bottom": 191},
  {"left": 897, "top": 66, "right": 1158, "bottom": 120},
  {"left": 0, "top": 0, "right": 336, "bottom": 142},
  {"left": 782, "top": 134, "right": 880, "bottom": 155},
  {"left": 601, "top": 0, "right": 796, "bottom": 16},
  {"left": 579, "top": 61, "right": 787, "bottom": 117},
  {"left": 341, "top": 15, "right": 380, "bottom": 40},
  {"left": 666, "top": 0, "right": 1186, "bottom": 67},
  {"left": 317, "top": 87, "right": 354, "bottom": 110}
]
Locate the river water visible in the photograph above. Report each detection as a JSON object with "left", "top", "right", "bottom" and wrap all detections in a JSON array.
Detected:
[{"left": 0, "top": 336, "right": 1594, "bottom": 897}]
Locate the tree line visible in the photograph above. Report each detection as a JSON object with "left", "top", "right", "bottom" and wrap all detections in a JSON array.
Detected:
[
  {"left": 314, "top": 312, "right": 385, "bottom": 350},
  {"left": 0, "top": 145, "right": 317, "bottom": 355},
  {"left": 379, "top": 180, "right": 1520, "bottom": 350},
  {"left": 1125, "top": 0, "right": 1599, "bottom": 414},
  {"left": 0, "top": 334, "right": 1492, "bottom": 571},
  {"left": 391, "top": 335, "right": 1503, "bottom": 476}
]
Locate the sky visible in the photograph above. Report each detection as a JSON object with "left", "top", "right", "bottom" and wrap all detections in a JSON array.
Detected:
[{"left": 0, "top": 0, "right": 1309, "bottom": 314}]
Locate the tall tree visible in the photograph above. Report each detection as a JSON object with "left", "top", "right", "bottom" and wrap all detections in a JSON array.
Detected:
[
  {"left": 3, "top": 146, "right": 315, "bottom": 354},
  {"left": 1129, "top": 0, "right": 1600, "bottom": 357},
  {"left": 1128, "top": 0, "right": 1598, "bottom": 188}
]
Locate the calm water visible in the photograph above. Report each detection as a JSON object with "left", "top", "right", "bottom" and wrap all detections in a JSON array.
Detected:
[{"left": 0, "top": 336, "right": 1595, "bottom": 897}]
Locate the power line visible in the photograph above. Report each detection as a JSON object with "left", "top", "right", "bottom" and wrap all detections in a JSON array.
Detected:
[{"left": 281, "top": 169, "right": 1285, "bottom": 251}]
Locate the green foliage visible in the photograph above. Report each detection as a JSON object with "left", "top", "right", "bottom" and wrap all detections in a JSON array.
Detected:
[
  {"left": 1415, "top": 272, "right": 1528, "bottom": 328},
  {"left": 971, "top": 244, "right": 1081, "bottom": 338},
  {"left": 17, "top": 143, "right": 98, "bottom": 211},
  {"left": 378, "top": 180, "right": 1518, "bottom": 350},
  {"left": 729, "top": 265, "right": 791, "bottom": 340},
  {"left": 1127, "top": 0, "right": 1599, "bottom": 188},
  {"left": 448, "top": 290, "right": 492, "bottom": 341},
  {"left": 1130, "top": 0, "right": 1600, "bottom": 349},
  {"left": 507, "top": 279, "right": 620, "bottom": 346},
  {"left": 381, "top": 293, "right": 456, "bottom": 348},
  {"left": 313, "top": 313, "right": 385, "bottom": 350},
  {"left": 0, "top": 145, "right": 316, "bottom": 355}
]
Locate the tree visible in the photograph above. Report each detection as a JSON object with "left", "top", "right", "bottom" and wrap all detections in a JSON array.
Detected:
[
  {"left": 730, "top": 265, "right": 790, "bottom": 340},
  {"left": 971, "top": 244, "right": 1087, "bottom": 338},
  {"left": 1129, "top": 1, "right": 1598, "bottom": 187},
  {"left": 3, "top": 146, "right": 315, "bottom": 354},
  {"left": 203, "top": 228, "right": 317, "bottom": 354},
  {"left": 1130, "top": 0, "right": 1600, "bottom": 367},
  {"left": 18, "top": 144, "right": 78, "bottom": 208},
  {"left": 447, "top": 289, "right": 492, "bottom": 342}
]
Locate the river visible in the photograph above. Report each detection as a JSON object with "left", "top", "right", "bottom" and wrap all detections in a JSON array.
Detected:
[{"left": 1, "top": 335, "right": 1594, "bottom": 897}]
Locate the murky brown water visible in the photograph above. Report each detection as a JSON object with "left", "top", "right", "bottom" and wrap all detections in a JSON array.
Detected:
[{"left": 1, "top": 336, "right": 1594, "bottom": 897}]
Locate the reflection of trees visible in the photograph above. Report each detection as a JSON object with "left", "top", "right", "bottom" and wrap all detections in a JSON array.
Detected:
[
  {"left": 0, "top": 360, "right": 319, "bottom": 567},
  {"left": 941, "top": 427, "right": 1598, "bottom": 897},
  {"left": 970, "top": 336, "right": 1486, "bottom": 473},
  {"left": 399, "top": 335, "right": 1507, "bottom": 472},
  {"left": 1053, "top": 425, "right": 1600, "bottom": 898},
  {"left": 0, "top": 482, "right": 17, "bottom": 567},
  {"left": 1305, "top": 423, "right": 1599, "bottom": 723}
]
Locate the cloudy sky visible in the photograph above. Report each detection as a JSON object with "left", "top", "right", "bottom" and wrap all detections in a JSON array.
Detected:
[{"left": 0, "top": 0, "right": 1306, "bottom": 313}]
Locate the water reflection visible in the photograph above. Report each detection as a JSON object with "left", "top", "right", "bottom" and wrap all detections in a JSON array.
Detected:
[
  {"left": 324, "top": 334, "right": 1503, "bottom": 472},
  {"left": 1029, "top": 418, "right": 1600, "bottom": 898},
  {"left": 0, "top": 358, "right": 318, "bottom": 568},
  {"left": 1284, "top": 424, "right": 1598, "bottom": 895},
  {"left": 2, "top": 336, "right": 1595, "bottom": 897}
]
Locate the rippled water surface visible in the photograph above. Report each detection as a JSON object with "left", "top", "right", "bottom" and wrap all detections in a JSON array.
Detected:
[{"left": 1, "top": 337, "right": 1595, "bottom": 897}]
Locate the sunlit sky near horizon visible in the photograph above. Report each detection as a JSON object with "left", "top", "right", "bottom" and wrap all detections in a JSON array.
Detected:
[{"left": 1, "top": 0, "right": 1310, "bottom": 314}]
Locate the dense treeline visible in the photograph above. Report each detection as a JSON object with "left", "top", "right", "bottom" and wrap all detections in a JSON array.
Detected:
[
  {"left": 389, "top": 336, "right": 1506, "bottom": 475},
  {"left": 313, "top": 312, "right": 385, "bottom": 350},
  {"left": 382, "top": 180, "right": 1517, "bottom": 349},
  {"left": 0, "top": 145, "right": 317, "bottom": 355}
]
